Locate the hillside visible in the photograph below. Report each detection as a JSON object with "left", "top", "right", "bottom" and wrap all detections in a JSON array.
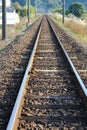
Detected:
[{"left": 11, "top": 0, "right": 87, "bottom": 9}]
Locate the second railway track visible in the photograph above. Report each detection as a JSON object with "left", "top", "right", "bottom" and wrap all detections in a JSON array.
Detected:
[{"left": 7, "top": 16, "right": 87, "bottom": 130}]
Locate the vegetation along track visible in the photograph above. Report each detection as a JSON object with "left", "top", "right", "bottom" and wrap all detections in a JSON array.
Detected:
[{"left": 7, "top": 16, "right": 87, "bottom": 130}]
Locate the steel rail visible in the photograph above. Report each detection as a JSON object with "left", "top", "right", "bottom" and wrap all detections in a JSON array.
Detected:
[
  {"left": 6, "top": 19, "right": 43, "bottom": 130},
  {"left": 6, "top": 16, "right": 87, "bottom": 130},
  {"left": 47, "top": 17, "right": 87, "bottom": 101}
]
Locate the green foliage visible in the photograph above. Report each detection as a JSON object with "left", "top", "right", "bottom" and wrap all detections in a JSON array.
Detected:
[
  {"left": 20, "top": 6, "right": 27, "bottom": 17},
  {"left": 20, "top": 6, "right": 35, "bottom": 17},
  {"left": 12, "top": 2, "right": 21, "bottom": 15},
  {"left": 12, "top": 2, "right": 35, "bottom": 17},
  {"left": 53, "top": 7, "right": 62, "bottom": 14},
  {"left": 82, "top": 10, "right": 87, "bottom": 17},
  {"left": 66, "top": 2, "right": 86, "bottom": 18},
  {"left": 30, "top": 6, "right": 35, "bottom": 14}
]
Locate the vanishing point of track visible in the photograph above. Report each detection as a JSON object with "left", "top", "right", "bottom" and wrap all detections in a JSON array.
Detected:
[{"left": 7, "top": 16, "right": 87, "bottom": 130}]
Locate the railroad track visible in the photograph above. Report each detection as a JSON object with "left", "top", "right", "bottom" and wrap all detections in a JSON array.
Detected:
[
  {"left": 7, "top": 16, "right": 87, "bottom": 130},
  {"left": 0, "top": 17, "right": 42, "bottom": 130},
  {"left": 49, "top": 17, "right": 87, "bottom": 89}
]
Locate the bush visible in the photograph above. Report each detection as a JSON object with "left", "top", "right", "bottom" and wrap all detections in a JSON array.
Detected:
[
  {"left": 20, "top": 6, "right": 27, "bottom": 17},
  {"left": 66, "top": 2, "right": 86, "bottom": 18},
  {"left": 12, "top": 2, "right": 35, "bottom": 17},
  {"left": 53, "top": 7, "right": 62, "bottom": 14},
  {"left": 12, "top": 2, "right": 21, "bottom": 15},
  {"left": 30, "top": 6, "right": 35, "bottom": 14}
]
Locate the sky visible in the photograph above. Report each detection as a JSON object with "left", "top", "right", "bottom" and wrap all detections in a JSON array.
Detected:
[{"left": 0, "top": 0, "right": 11, "bottom": 7}]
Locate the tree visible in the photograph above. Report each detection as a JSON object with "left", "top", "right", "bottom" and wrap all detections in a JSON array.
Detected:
[
  {"left": 20, "top": 6, "right": 27, "bottom": 17},
  {"left": 53, "top": 7, "right": 62, "bottom": 14},
  {"left": 20, "top": 5, "right": 35, "bottom": 17},
  {"left": 66, "top": 2, "right": 86, "bottom": 18},
  {"left": 12, "top": 2, "right": 21, "bottom": 15}
]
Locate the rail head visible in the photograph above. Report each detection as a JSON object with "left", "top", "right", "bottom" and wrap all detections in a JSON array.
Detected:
[
  {"left": 47, "top": 17, "right": 87, "bottom": 100},
  {"left": 6, "top": 19, "right": 43, "bottom": 130}
]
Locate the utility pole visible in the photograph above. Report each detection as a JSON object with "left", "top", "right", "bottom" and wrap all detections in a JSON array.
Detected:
[
  {"left": 26, "top": 0, "right": 27, "bottom": 18},
  {"left": 2, "top": 0, "right": 6, "bottom": 40},
  {"left": 62, "top": 0, "right": 65, "bottom": 24},
  {"left": 27, "top": 0, "right": 30, "bottom": 25},
  {"left": 35, "top": 0, "right": 37, "bottom": 17},
  {"left": 25, "top": 0, "right": 28, "bottom": 27}
]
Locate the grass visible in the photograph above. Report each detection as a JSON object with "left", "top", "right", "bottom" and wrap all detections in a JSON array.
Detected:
[
  {"left": 64, "top": 20, "right": 87, "bottom": 42},
  {"left": 51, "top": 13, "right": 87, "bottom": 43}
]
